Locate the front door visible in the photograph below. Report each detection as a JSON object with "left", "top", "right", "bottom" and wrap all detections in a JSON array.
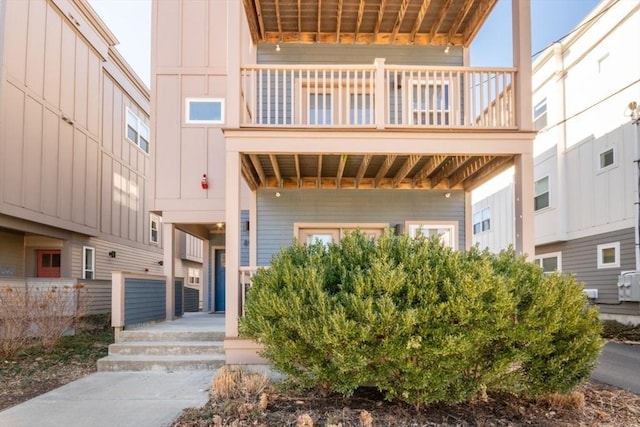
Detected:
[
  {"left": 36, "top": 250, "right": 61, "bottom": 278},
  {"left": 214, "top": 249, "right": 226, "bottom": 312}
]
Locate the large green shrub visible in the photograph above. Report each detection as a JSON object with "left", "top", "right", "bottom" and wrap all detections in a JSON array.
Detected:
[{"left": 240, "top": 231, "right": 603, "bottom": 404}]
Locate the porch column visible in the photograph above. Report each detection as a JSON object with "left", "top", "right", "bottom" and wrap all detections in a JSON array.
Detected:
[
  {"left": 512, "top": 0, "right": 532, "bottom": 131},
  {"left": 225, "top": 150, "right": 241, "bottom": 337},
  {"left": 163, "top": 222, "right": 176, "bottom": 320},
  {"left": 374, "top": 58, "right": 386, "bottom": 130},
  {"left": 202, "top": 240, "right": 211, "bottom": 312},
  {"left": 514, "top": 154, "right": 534, "bottom": 259}
]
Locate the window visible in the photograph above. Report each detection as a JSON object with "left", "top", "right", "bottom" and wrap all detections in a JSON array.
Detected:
[
  {"left": 535, "top": 252, "right": 561, "bottom": 273},
  {"left": 533, "top": 98, "right": 547, "bottom": 130},
  {"left": 150, "top": 214, "right": 161, "bottom": 244},
  {"left": 126, "top": 108, "right": 150, "bottom": 153},
  {"left": 597, "top": 242, "right": 620, "bottom": 269},
  {"left": 349, "top": 93, "right": 372, "bottom": 125},
  {"left": 410, "top": 81, "right": 450, "bottom": 125},
  {"left": 534, "top": 176, "right": 549, "bottom": 211},
  {"left": 295, "top": 223, "right": 387, "bottom": 246},
  {"left": 185, "top": 98, "right": 225, "bottom": 124},
  {"left": 82, "top": 246, "right": 95, "bottom": 280},
  {"left": 406, "top": 221, "right": 457, "bottom": 249},
  {"left": 599, "top": 148, "right": 614, "bottom": 169},
  {"left": 473, "top": 208, "right": 491, "bottom": 234},
  {"left": 188, "top": 268, "right": 201, "bottom": 285},
  {"left": 309, "top": 93, "right": 332, "bottom": 125}
]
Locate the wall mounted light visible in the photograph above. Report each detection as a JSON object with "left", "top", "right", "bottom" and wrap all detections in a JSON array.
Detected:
[
  {"left": 444, "top": 192, "right": 451, "bottom": 198},
  {"left": 275, "top": 43, "right": 281, "bottom": 52},
  {"left": 444, "top": 45, "right": 450, "bottom": 54},
  {"left": 158, "top": 260, "right": 164, "bottom": 266},
  {"left": 626, "top": 101, "right": 640, "bottom": 125},
  {"left": 108, "top": 250, "right": 117, "bottom": 258},
  {"left": 275, "top": 191, "right": 281, "bottom": 198}
]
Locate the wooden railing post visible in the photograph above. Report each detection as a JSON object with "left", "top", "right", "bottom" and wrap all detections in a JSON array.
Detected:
[{"left": 374, "top": 58, "right": 386, "bottom": 129}]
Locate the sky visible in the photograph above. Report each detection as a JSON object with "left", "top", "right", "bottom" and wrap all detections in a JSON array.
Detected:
[{"left": 88, "top": 0, "right": 602, "bottom": 88}]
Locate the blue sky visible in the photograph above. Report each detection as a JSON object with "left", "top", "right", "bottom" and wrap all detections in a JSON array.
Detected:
[{"left": 88, "top": 0, "right": 602, "bottom": 87}]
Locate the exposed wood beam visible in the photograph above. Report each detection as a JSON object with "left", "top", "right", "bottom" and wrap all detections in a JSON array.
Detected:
[
  {"left": 391, "top": 0, "right": 411, "bottom": 42},
  {"left": 430, "top": 156, "right": 471, "bottom": 188},
  {"left": 355, "top": 155, "right": 372, "bottom": 188},
  {"left": 373, "top": 0, "right": 387, "bottom": 37},
  {"left": 410, "top": 0, "right": 431, "bottom": 43},
  {"left": 462, "top": 0, "right": 497, "bottom": 47},
  {"left": 254, "top": 0, "right": 266, "bottom": 41},
  {"left": 298, "top": 0, "right": 302, "bottom": 35},
  {"left": 412, "top": 155, "right": 447, "bottom": 186},
  {"left": 463, "top": 156, "right": 514, "bottom": 191},
  {"left": 336, "top": 154, "right": 347, "bottom": 188},
  {"left": 448, "top": 0, "right": 475, "bottom": 41},
  {"left": 269, "top": 154, "right": 282, "bottom": 187},
  {"left": 240, "top": 155, "right": 258, "bottom": 191},
  {"left": 241, "top": 0, "right": 261, "bottom": 43},
  {"left": 429, "top": 0, "right": 454, "bottom": 42},
  {"left": 263, "top": 31, "right": 462, "bottom": 45},
  {"left": 274, "top": 0, "right": 283, "bottom": 38},
  {"left": 294, "top": 154, "right": 301, "bottom": 187},
  {"left": 393, "top": 155, "right": 421, "bottom": 188},
  {"left": 355, "top": 0, "right": 366, "bottom": 40},
  {"left": 317, "top": 0, "right": 322, "bottom": 41},
  {"left": 248, "top": 154, "right": 267, "bottom": 185},
  {"left": 336, "top": 0, "right": 343, "bottom": 41},
  {"left": 448, "top": 155, "right": 493, "bottom": 188},
  {"left": 317, "top": 155, "right": 323, "bottom": 188},
  {"left": 374, "top": 155, "right": 397, "bottom": 188}
]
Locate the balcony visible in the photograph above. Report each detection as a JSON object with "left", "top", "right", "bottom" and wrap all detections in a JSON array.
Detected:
[{"left": 240, "top": 62, "right": 516, "bottom": 130}]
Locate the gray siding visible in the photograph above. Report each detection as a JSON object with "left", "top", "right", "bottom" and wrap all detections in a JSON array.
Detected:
[
  {"left": 82, "top": 279, "right": 111, "bottom": 315},
  {"left": 123, "top": 278, "right": 165, "bottom": 327},
  {"left": 184, "top": 287, "right": 199, "bottom": 312},
  {"left": 257, "top": 189, "right": 465, "bottom": 265},
  {"left": 0, "top": 229, "right": 24, "bottom": 276},
  {"left": 537, "top": 227, "right": 639, "bottom": 316},
  {"left": 175, "top": 278, "right": 184, "bottom": 317},
  {"left": 258, "top": 44, "right": 463, "bottom": 66},
  {"left": 241, "top": 210, "right": 249, "bottom": 266}
]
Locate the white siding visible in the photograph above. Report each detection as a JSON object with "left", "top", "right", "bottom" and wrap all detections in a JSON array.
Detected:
[{"left": 472, "top": 183, "right": 515, "bottom": 253}]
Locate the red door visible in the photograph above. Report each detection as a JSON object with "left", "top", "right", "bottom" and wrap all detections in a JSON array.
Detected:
[{"left": 37, "top": 250, "right": 61, "bottom": 278}]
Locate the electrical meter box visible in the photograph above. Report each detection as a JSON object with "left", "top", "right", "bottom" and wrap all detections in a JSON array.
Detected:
[{"left": 618, "top": 272, "right": 640, "bottom": 302}]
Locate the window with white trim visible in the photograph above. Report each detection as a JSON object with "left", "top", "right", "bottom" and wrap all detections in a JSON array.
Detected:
[
  {"left": 473, "top": 208, "right": 490, "bottom": 234},
  {"left": 533, "top": 98, "right": 547, "bottom": 131},
  {"left": 150, "top": 214, "right": 161, "bottom": 245},
  {"left": 126, "top": 108, "right": 150, "bottom": 153},
  {"left": 597, "top": 242, "right": 620, "bottom": 269},
  {"left": 188, "top": 268, "right": 201, "bottom": 285},
  {"left": 534, "top": 176, "right": 549, "bottom": 211},
  {"left": 295, "top": 223, "right": 387, "bottom": 246},
  {"left": 349, "top": 93, "right": 372, "bottom": 125},
  {"left": 535, "top": 252, "right": 561, "bottom": 273},
  {"left": 406, "top": 221, "right": 458, "bottom": 249},
  {"left": 599, "top": 148, "right": 614, "bottom": 169},
  {"left": 185, "top": 98, "right": 225, "bottom": 124},
  {"left": 309, "top": 93, "right": 332, "bottom": 125},
  {"left": 82, "top": 246, "right": 95, "bottom": 280}
]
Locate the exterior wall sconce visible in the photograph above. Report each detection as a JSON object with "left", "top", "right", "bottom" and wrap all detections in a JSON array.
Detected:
[
  {"left": 108, "top": 251, "right": 117, "bottom": 258},
  {"left": 627, "top": 101, "right": 640, "bottom": 125},
  {"left": 201, "top": 174, "right": 209, "bottom": 189},
  {"left": 158, "top": 260, "right": 164, "bottom": 266},
  {"left": 444, "top": 192, "right": 451, "bottom": 198}
]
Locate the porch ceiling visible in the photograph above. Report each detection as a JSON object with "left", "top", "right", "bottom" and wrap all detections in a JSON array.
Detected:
[
  {"left": 241, "top": 0, "right": 498, "bottom": 46},
  {"left": 240, "top": 153, "right": 514, "bottom": 191}
]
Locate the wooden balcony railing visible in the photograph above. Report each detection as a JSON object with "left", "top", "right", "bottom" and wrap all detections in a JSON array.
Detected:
[
  {"left": 240, "top": 61, "right": 517, "bottom": 129},
  {"left": 239, "top": 266, "right": 263, "bottom": 316}
]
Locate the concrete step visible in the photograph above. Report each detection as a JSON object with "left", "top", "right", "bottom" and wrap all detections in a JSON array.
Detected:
[
  {"left": 117, "top": 330, "right": 225, "bottom": 342},
  {"left": 108, "top": 341, "right": 224, "bottom": 356},
  {"left": 97, "top": 354, "right": 226, "bottom": 372}
]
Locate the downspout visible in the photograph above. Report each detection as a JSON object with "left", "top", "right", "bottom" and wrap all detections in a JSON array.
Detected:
[{"left": 632, "top": 107, "right": 640, "bottom": 271}]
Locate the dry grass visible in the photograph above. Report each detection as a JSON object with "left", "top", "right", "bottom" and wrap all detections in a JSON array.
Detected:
[{"left": 210, "top": 366, "right": 273, "bottom": 402}]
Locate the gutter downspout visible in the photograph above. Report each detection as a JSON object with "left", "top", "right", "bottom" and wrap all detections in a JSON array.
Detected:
[{"left": 633, "top": 115, "right": 640, "bottom": 271}]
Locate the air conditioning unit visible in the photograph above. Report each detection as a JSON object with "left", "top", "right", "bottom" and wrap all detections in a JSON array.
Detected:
[
  {"left": 617, "top": 271, "right": 640, "bottom": 302},
  {"left": 583, "top": 289, "right": 598, "bottom": 300}
]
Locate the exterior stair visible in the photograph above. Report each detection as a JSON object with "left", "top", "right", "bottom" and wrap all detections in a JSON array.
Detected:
[{"left": 97, "top": 328, "right": 226, "bottom": 372}]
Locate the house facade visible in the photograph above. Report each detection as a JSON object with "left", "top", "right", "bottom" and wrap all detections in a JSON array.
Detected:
[
  {"left": 0, "top": 0, "right": 204, "bottom": 312},
  {"left": 152, "top": 0, "right": 536, "bottom": 363},
  {"left": 472, "top": 0, "right": 640, "bottom": 324}
]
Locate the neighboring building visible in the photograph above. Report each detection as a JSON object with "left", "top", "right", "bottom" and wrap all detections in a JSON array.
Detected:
[
  {"left": 0, "top": 0, "right": 201, "bottom": 312},
  {"left": 151, "top": 0, "right": 537, "bottom": 363},
  {"left": 473, "top": 0, "right": 640, "bottom": 324}
]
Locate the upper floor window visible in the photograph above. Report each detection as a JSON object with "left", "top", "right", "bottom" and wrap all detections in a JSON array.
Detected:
[
  {"left": 406, "top": 221, "right": 457, "bottom": 249},
  {"left": 597, "top": 242, "right": 620, "bottom": 269},
  {"left": 188, "top": 268, "right": 201, "bottom": 285},
  {"left": 535, "top": 252, "right": 561, "bottom": 273},
  {"left": 186, "top": 98, "right": 225, "bottom": 124},
  {"left": 150, "top": 214, "right": 161, "bottom": 245},
  {"left": 126, "top": 108, "right": 150, "bottom": 153},
  {"left": 410, "top": 81, "right": 450, "bottom": 125},
  {"left": 534, "top": 176, "right": 549, "bottom": 211},
  {"left": 533, "top": 98, "right": 547, "bottom": 131},
  {"left": 599, "top": 148, "right": 615, "bottom": 169},
  {"left": 82, "top": 246, "right": 95, "bottom": 280},
  {"left": 309, "top": 93, "right": 332, "bottom": 125},
  {"left": 473, "top": 208, "right": 490, "bottom": 234},
  {"left": 350, "top": 93, "right": 372, "bottom": 125}
]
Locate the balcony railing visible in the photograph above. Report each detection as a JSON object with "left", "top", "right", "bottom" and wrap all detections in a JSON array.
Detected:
[
  {"left": 239, "top": 266, "right": 261, "bottom": 316},
  {"left": 240, "top": 62, "right": 517, "bottom": 129}
]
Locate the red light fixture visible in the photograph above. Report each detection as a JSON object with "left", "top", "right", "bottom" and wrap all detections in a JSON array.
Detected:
[{"left": 201, "top": 174, "right": 209, "bottom": 189}]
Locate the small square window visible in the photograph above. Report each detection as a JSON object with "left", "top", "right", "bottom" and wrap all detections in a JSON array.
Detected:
[
  {"left": 472, "top": 208, "right": 490, "bottom": 235},
  {"left": 150, "top": 214, "right": 161, "bottom": 244},
  {"left": 597, "top": 242, "right": 620, "bottom": 269},
  {"left": 125, "top": 108, "right": 150, "bottom": 153},
  {"left": 186, "top": 98, "right": 225, "bottom": 124},
  {"left": 599, "top": 148, "right": 614, "bottom": 169},
  {"left": 535, "top": 252, "right": 561, "bottom": 273},
  {"left": 534, "top": 177, "right": 549, "bottom": 211}
]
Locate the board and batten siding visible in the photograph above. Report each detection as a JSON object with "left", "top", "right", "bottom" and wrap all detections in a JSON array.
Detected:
[
  {"left": 472, "top": 182, "right": 515, "bottom": 253},
  {"left": 256, "top": 189, "right": 465, "bottom": 266},
  {"left": 537, "top": 227, "right": 638, "bottom": 316}
]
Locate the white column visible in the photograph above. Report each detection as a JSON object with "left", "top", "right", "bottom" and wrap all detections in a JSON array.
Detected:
[
  {"left": 163, "top": 222, "right": 175, "bottom": 320},
  {"left": 226, "top": 0, "right": 241, "bottom": 128},
  {"left": 512, "top": 0, "right": 532, "bottom": 131},
  {"left": 249, "top": 190, "right": 258, "bottom": 266},
  {"left": 374, "top": 58, "right": 386, "bottom": 130},
  {"left": 225, "top": 150, "right": 241, "bottom": 337},
  {"left": 514, "top": 154, "right": 534, "bottom": 259},
  {"left": 202, "top": 239, "right": 211, "bottom": 312}
]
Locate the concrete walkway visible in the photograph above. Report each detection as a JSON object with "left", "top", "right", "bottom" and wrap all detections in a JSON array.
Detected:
[{"left": 0, "top": 313, "right": 223, "bottom": 427}]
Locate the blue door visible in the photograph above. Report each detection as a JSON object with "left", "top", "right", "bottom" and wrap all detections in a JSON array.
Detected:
[{"left": 214, "top": 249, "right": 226, "bottom": 312}]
